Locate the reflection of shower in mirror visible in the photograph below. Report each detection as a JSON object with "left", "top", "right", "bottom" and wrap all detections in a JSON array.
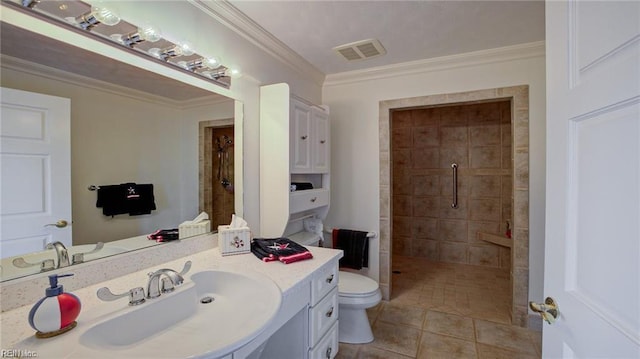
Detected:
[{"left": 216, "top": 135, "right": 234, "bottom": 194}]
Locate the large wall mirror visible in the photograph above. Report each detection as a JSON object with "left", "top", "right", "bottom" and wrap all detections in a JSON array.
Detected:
[{"left": 0, "top": 20, "right": 243, "bottom": 282}]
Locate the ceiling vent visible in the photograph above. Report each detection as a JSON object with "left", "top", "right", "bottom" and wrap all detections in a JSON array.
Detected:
[{"left": 333, "top": 39, "right": 386, "bottom": 61}]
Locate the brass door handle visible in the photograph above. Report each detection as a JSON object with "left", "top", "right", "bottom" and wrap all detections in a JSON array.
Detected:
[
  {"left": 529, "top": 297, "right": 559, "bottom": 324},
  {"left": 44, "top": 220, "right": 69, "bottom": 228}
]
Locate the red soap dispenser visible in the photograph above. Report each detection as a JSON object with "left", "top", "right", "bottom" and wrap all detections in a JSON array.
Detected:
[{"left": 28, "top": 273, "right": 81, "bottom": 338}]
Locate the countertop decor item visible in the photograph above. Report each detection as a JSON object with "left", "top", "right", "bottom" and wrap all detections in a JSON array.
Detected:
[{"left": 28, "top": 273, "right": 81, "bottom": 338}]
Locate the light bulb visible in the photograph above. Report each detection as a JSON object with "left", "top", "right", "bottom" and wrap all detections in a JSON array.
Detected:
[
  {"left": 91, "top": 5, "right": 120, "bottom": 26},
  {"left": 178, "top": 42, "right": 195, "bottom": 56},
  {"left": 138, "top": 23, "right": 162, "bottom": 42},
  {"left": 227, "top": 67, "right": 242, "bottom": 78},
  {"left": 205, "top": 57, "right": 220, "bottom": 68}
]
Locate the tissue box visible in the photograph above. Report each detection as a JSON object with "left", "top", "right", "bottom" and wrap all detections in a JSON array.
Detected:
[
  {"left": 178, "top": 220, "right": 211, "bottom": 239},
  {"left": 217, "top": 225, "right": 251, "bottom": 256}
]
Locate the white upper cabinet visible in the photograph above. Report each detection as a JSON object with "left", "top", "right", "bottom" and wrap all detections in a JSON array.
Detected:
[
  {"left": 311, "top": 107, "right": 330, "bottom": 173},
  {"left": 290, "top": 98, "right": 330, "bottom": 174}
]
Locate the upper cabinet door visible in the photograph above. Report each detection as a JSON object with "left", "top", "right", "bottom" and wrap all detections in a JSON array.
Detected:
[
  {"left": 311, "top": 108, "right": 330, "bottom": 173},
  {"left": 291, "top": 99, "right": 312, "bottom": 173}
]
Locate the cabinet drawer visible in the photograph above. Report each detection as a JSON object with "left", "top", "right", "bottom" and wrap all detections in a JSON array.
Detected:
[
  {"left": 311, "top": 260, "right": 338, "bottom": 305},
  {"left": 290, "top": 189, "right": 329, "bottom": 214},
  {"left": 309, "top": 287, "right": 338, "bottom": 346},
  {"left": 309, "top": 321, "right": 338, "bottom": 359}
]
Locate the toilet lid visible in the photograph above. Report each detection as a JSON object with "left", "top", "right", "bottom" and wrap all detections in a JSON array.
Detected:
[{"left": 339, "top": 271, "right": 379, "bottom": 296}]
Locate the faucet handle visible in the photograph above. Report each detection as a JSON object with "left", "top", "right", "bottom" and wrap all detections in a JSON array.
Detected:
[
  {"left": 72, "top": 242, "right": 105, "bottom": 264},
  {"left": 12, "top": 257, "right": 56, "bottom": 272},
  {"left": 97, "top": 286, "right": 146, "bottom": 306},
  {"left": 178, "top": 260, "right": 192, "bottom": 277}
]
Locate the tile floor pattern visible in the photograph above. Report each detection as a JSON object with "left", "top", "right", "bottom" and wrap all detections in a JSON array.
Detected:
[{"left": 336, "top": 256, "right": 542, "bottom": 358}]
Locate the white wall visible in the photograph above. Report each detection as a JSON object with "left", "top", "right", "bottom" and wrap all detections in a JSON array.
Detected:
[{"left": 322, "top": 44, "right": 546, "bottom": 303}]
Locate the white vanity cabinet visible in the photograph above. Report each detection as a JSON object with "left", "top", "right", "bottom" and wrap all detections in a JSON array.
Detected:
[
  {"left": 308, "top": 262, "right": 339, "bottom": 359},
  {"left": 238, "top": 257, "right": 340, "bottom": 359},
  {"left": 260, "top": 83, "right": 331, "bottom": 241}
]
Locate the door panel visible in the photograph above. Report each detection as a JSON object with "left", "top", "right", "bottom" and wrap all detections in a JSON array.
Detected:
[
  {"left": 1, "top": 87, "right": 71, "bottom": 258},
  {"left": 544, "top": 0, "right": 640, "bottom": 357}
]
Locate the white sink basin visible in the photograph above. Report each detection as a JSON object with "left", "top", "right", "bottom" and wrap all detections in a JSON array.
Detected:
[{"left": 78, "top": 268, "right": 282, "bottom": 358}]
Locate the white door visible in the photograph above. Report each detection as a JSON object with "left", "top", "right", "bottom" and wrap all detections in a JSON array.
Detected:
[
  {"left": 1, "top": 87, "right": 72, "bottom": 258},
  {"left": 543, "top": 1, "right": 639, "bottom": 357}
]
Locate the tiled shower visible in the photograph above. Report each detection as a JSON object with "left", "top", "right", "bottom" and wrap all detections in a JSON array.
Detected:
[{"left": 391, "top": 101, "right": 512, "bottom": 268}]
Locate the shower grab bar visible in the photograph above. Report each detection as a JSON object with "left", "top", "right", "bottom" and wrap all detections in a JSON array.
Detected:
[{"left": 451, "top": 163, "right": 458, "bottom": 209}]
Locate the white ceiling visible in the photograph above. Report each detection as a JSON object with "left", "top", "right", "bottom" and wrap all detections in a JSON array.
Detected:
[{"left": 228, "top": 0, "right": 546, "bottom": 75}]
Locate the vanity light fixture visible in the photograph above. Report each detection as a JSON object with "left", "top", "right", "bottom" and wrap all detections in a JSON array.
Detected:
[
  {"left": 116, "top": 24, "right": 162, "bottom": 47},
  {"left": 149, "top": 46, "right": 183, "bottom": 61},
  {"left": 9, "top": 0, "right": 232, "bottom": 89},
  {"left": 72, "top": 5, "right": 121, "bottom": 30}
]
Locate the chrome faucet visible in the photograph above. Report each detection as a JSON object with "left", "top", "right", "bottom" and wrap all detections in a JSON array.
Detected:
[
  {"left": 146, "top": 261, "right": 192, "bottom": 299},
  {"left": 46, "top": 241, "right": 70, "bottom": 268}
]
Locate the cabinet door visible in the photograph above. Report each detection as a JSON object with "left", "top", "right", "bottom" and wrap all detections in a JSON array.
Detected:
[
  {"left": 311, "top": 108, "right": 329, "bottom": 173},
  {"left": 291, "top": 100, "right": 312, "bottom": 173}
]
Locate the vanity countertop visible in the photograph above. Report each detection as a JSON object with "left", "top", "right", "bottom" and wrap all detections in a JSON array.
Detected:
[{"left": 0, "top": 239, "right": 343, "bottom": 356}]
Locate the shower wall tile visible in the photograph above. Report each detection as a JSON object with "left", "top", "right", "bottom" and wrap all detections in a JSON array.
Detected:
[
  {"left": 439, "top": 196, "right": 468, "bottom": 220},
  {"left": 470, "top": 125, "right": 501, "bottom": 146},
  {"left": 440, "top": 174, "right": 469, "bottom": 196},
  {"left": 413, "top": 238, "right": 439, "bottom": 260},
  {"left": 440, "top": 147, "right": 468, "bottom": 168},
  {"left": 393, "top": 167, "right": 412, "bottom": 195},
  {"left": 412, "top": 107, "right": 441, "bottom": 126},
  {"left": 513, "top": 190, "right": 529, "bottom": 229},
  {"left": 501, "top": 122, "right": 512, "bottom": 145},
  {"left": 393, "top": 195, "right": 413, "bottom": 216},
  {"left": 514, "top": 148, "right": 529, "bottom": 189},
  {"left": 468, "top": 245, "right": 500, "bottom": 267},
  {"left": 468, "top": 102, "right": 501, "bottom": 123},
  {"left": 440, "top": 106, "right": 468, "bottom": 126},
  {"left": 392, "top": 128, "right": 412, "bottom": 150},
  {"left": 413, "top": 148, "right": 440, "bottom": 168},
  {"left": 438, "top": 220, "right": 468, "bottom": 242},
  {"left": 441, "top": 126, "right": 468, "bottom": 147},
  {"left": 440, "top": 242, "right": 468, "bottom": 264},
  {"left": 393, "top": 235, "right": 412, "bottom": 256},
  {"left": 392, "top": 109, "right": 413, "bottom": 128},
  {"left": 379, "top": 218, "right": 390, "bottom": 253},
  {"left": 470, "top": 198, "right": 501, "bottom": 222},
  {"left": 470, "top": 146, "right": 501, "bottom": 169},
  {"left": 392, "top": 149, "right": 412, "bottom": 167},
  {"left": 469, "top": 175, "right": 501, "bottom": 197},
  {"left": 380, "top": 151, "right": 390, "bottom": 186},
  {"left": 413, "top": 126, "right": 439, "bottom": 147},
  {"left": 413, "top": 218, "right": 438, "bottom": 239},
  {"left": 413, "top": 196, "right": 440, "bottom": 218},
  {"left": 413, "top": 175, "right": 440, "bottom": 196},
  {"left": 502, "top": 146, "right": 513, "bottom": 169},
  {"left": 393, "top": 216, "right": 413, "bottom": 236}
]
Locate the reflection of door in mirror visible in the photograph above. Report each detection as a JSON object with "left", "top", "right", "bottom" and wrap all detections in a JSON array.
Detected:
[
  {"left": 0, "top": 87, "right": 72, "bottom": 258},
  {"left": 199, "top": 121, "right": 235, "bottom": 229}
]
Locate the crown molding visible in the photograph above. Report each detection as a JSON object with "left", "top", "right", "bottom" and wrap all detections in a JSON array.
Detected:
[
  {"left": 1, "top": 56, "right": 232, "bottom": 109},
  {"left": 189, "top": 0, "right": 326, "bottom": 87},
  {"left": 324, "top": 41, "right": 545, "bottom": 87}
]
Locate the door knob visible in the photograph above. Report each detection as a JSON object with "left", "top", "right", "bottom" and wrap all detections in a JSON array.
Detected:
[
  {"left": 529, "top": 297, "right": 559, "bottom": 324},
  {"left": 45, "top": 220, "right": 68, "bottom": 228}
]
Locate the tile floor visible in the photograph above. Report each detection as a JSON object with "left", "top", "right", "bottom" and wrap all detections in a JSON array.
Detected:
[{"left": 336, "top": 256, "right": 542, "bottom": 358}]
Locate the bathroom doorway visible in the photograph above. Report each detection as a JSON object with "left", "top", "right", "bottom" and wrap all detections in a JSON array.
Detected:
[
  {"left": 378, "top": 86, "right": 531, "bottom": 327},
  {"left": 199, "top": 120, "right": 235, "bottom": 229}
]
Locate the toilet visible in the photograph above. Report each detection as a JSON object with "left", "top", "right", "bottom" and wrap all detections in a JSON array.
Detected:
[{"left": 337, "top": 270, "right": 382, "bottom": 344}]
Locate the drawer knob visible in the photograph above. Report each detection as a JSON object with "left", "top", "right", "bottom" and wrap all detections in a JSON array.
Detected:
[
  {"left": 320, "top": 140, "right": 326, "bottom": 144},
  {"left": 325, "top": 347, "right": 332, "bottom": 359},
  {"left": 310, "top": 197, "right": 317, "bottom": 202},
  {"left": 325, "top": 306, "right": 334, "bottom": 317},
  {"left": 325, "top": 274, "right": 334, "bottom": 283},
  {"left": 301, "top": 135, "right": 308, "bottom": 140}
]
